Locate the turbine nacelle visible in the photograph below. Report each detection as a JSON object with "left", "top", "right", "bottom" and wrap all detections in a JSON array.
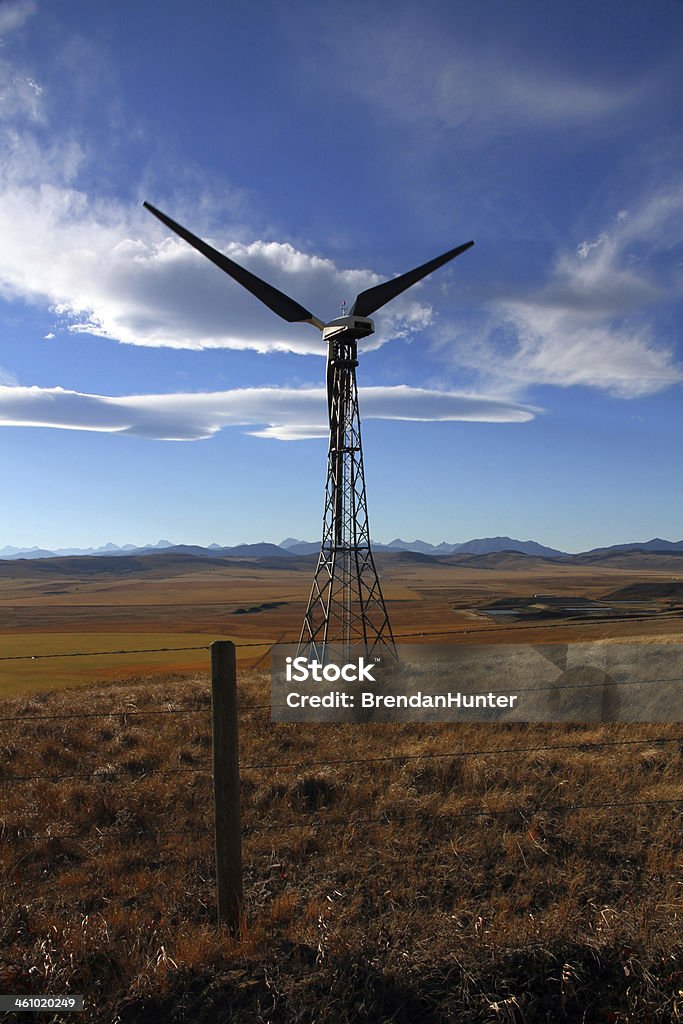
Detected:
[{"left": 322, "top": 315, "right": 375, "bottom": 342}]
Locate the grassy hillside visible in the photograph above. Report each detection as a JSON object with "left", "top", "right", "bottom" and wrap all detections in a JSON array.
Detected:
[{"left": 0, "top": 669, "right": 681, "bottom": 1022}]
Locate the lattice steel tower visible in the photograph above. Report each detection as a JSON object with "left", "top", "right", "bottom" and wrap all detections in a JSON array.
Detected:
[
  {"left": 143, "top": 200, "right": 473, "bottom": 663},
  {"left": 299, "top": 316, "right": 394, "bottom": 662}
]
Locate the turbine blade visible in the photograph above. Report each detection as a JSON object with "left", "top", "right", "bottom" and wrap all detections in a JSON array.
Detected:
[
  {"left": 143, "top": 202, "right": 324, "bottom": 328},
  {"left": 350, "top": 240, "right": 474, "bottom": 317}
]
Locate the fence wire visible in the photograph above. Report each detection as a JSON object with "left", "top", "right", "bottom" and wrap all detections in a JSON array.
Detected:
[
  {"left": 1, "top": 608, "right": 681, "bottom": 662},
  {"left": 1, "top": 733, "right": 680, "bottom": 785},
  {"left": 1, "top": 642, "right": 681, "bottom": 855},
  {"left": 3, "top": 796, "right": 681, "bottom": 846},
  {"left": 2, "top": 673, "right": 681, "bottom": 724}
]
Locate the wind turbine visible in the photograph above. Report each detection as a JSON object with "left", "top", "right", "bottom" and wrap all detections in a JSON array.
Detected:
[{"left": 144, "top": 202, "right": 473, "bottom": 662}]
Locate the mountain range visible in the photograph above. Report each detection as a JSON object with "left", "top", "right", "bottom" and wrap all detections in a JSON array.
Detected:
[{"left": 2, "top": 536, "right": 682, "bottom": 561}]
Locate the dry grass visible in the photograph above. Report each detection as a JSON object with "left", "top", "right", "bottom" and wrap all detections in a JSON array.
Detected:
[
  {"left": 0, "top": 669, "right": 681, "bottom": 1022},
  {"left": 2, "top": 553, "right": 682, "bottom": 696}
]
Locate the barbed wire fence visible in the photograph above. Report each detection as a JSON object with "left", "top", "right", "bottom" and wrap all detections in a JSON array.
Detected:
[
  {"left": 1, "top": 638, "right": 682, "bottom": 936},
  {"left": 1, "top": 604, "right": 683, "bottom": 662}
]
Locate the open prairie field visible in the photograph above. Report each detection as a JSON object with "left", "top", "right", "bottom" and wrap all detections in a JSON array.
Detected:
[
  {"left": 0, "top": 669, "right": 681, "bottom": 1022},
  {"left": 0, "top": 553, "right": 681, "bottom": 1021},
  {"left": 0, "top": 550, "right": 681, "bottom": 697}
]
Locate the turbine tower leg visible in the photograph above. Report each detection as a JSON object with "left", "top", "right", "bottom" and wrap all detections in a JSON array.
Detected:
[{"left": 299, "top": 334, "right": 397, "bottom": 664}]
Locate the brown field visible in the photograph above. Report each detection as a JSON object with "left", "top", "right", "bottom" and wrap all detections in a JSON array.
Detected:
[
  {"left": 0, "top": 670, "right": 681, "bottom": 1022},
  {"left": 0, "top": 552, "right": 681, "bottom": 1021},
  {"left": 0, "top": 550, "right": 682, "bottom": 695}
]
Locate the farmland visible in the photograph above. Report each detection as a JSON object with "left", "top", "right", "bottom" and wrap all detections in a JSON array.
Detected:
[
  {"left": 0, "top": 549, "right": 681, "bottom": 1021},
  {"left": 1, "top": 548, "right": 682, "bottom": 695}
]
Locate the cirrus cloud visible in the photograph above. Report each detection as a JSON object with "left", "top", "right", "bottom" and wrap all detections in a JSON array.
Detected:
[
  {"left": 321, "top": 10, "right": 656, "bottom": 143},
  {"left": 0, "top": 0, "right": 36, "bottom": 36},
  {"left": 436, "top": 184, "right": 683, "bottom": 398}
]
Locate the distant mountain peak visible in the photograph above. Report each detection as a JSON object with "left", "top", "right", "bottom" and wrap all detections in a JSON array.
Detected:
[
  {"left": 585, "top": 538, "right": 683, "bottom": 556},
  {"left": 386, "top": 538, "right": 450, "bottom": 554},
  {"left": 280, "top": 537, "right": 305, "bottom": 549},
  {"left": 452, "top": 537, "right": 566, "bottom": 558}
]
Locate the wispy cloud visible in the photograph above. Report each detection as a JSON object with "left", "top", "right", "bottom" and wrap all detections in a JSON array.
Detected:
[
  {"left": 0, "top": 0, "right": 35, "bottom": 37},
  {"left": 0, "top": 60, "right": 435, "bottom": 357},
  {"left": 479, "top": 305, "right": 679, "bottom": 398},
  {"left": 438, "top": 186, "right": 683, "bottom": 398},
  {"left": 0, "top": 1, "right": 41, "bottom": 137},
  {"left": 542, "top": 189, "right": 683, "bottom": 316},
  {"left": 324, "top": 14, "right": 651, "bottom": 141},
  {"left": 0, "top": 384, "right": 538, "bottom": 442}
]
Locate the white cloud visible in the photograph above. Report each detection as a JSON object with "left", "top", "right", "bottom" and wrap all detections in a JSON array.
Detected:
[
  {"left": 486, "top": 304, "right": 679, "bottom": 398},
  {"left": 0, "top": 0, "right": 35, "bottom": 37},
  {"left": 556, "top": 190, "right": 683, "bottom": 316},
  {"left": 439, "top": 185, "right": 683, "bottom": 398},
  {"left": 0, "top": 181, "right": 437, "bottom": 356},
  {"left": 0, "top": 383, "right": 538, "bottom": 442},
  {"left": 0, "top": 365, "right": 17, "bottom": 385},
  {"left": 0, "top": 49, "right": 440, "bottom": 358},
  {"left": 0, "top": 27, "right": 678, "bottom": 409},
  {"left": 326, "top": 16, "right": 650, "bottom": 140},
  {"left": 0, "top": 3, "right": 42, "bottom": 127},
  {"left": 0, "top": 62, "right": 44, "bottom": 124},
  {"left": 576, "top": 237, "right": 605, "bottom": 261}
]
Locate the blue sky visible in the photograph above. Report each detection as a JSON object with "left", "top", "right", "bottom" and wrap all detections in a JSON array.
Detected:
[{"left": 0, "top": 0, "right": 681, "bottom": 552}]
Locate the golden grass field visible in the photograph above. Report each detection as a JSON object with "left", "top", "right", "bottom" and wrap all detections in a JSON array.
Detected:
[
  {"left": 0, "top": 669, "right": 681, "bottom": 1022},
  {"left": 1, "top": 551, "right": 682, "bottom": 695},
  {"left": 0, "top": 552, "right": 681, "bottom": 1021}
]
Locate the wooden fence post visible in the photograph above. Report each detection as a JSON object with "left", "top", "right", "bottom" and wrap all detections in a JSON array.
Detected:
[{"left": 211, "top": 640, "right": 243, "bottom": 936}]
